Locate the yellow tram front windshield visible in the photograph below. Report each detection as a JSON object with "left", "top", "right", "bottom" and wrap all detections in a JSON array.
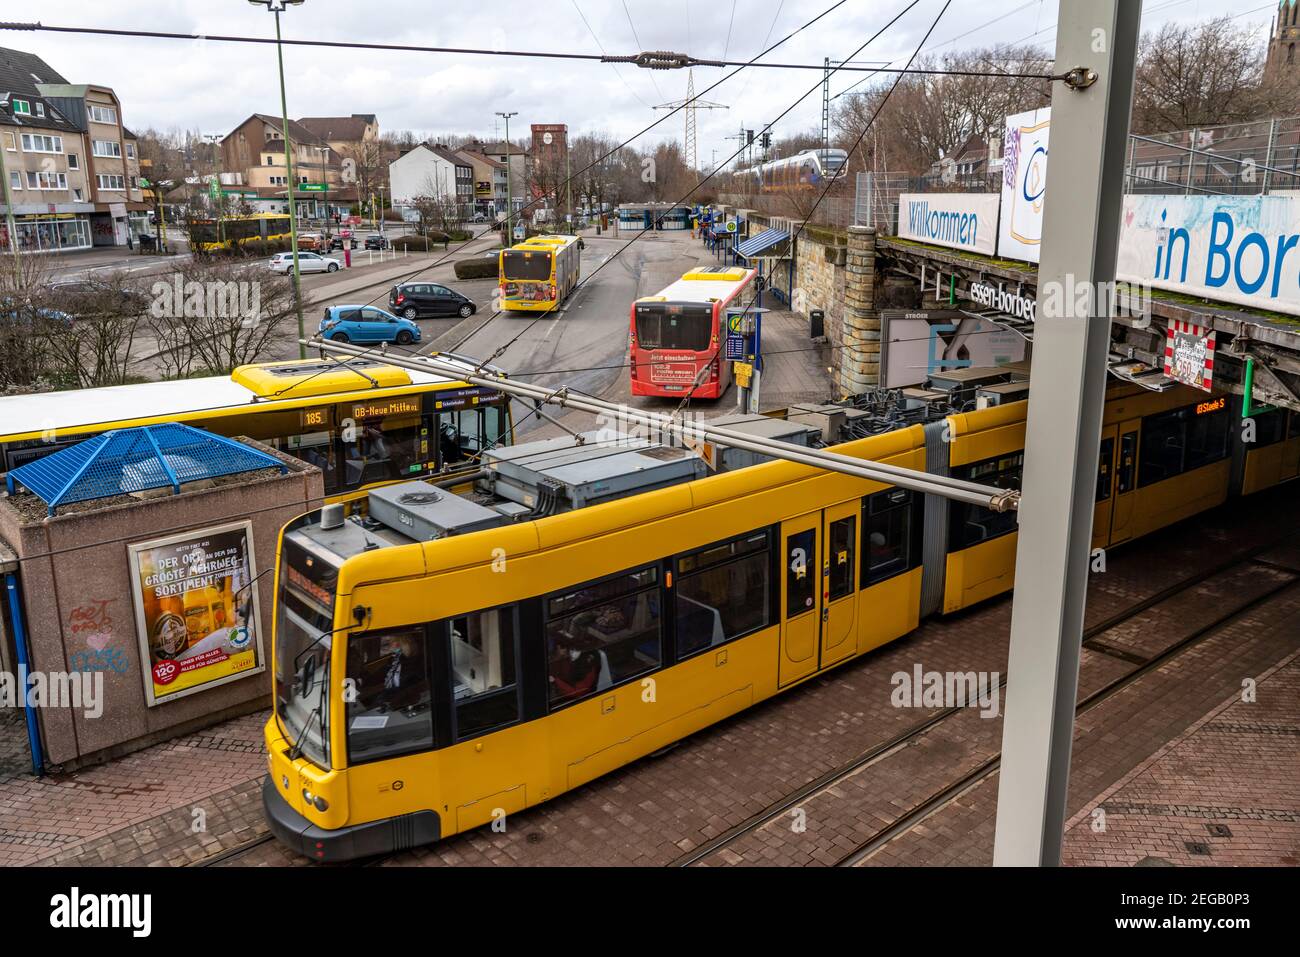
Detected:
[{"left": 274, "top": 535, "right": 338, "bottom": 768}]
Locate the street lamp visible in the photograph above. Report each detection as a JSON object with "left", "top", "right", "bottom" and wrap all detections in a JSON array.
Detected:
[
  {"left": 249, "top": 0, "right": 307, "bottom": 359},
  {"left": 496, "top": 111, "right": 517, "bottom": 242}
]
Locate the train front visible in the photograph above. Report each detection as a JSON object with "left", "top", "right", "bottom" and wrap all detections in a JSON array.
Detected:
[{"left": 262, "top": 510, "right": 439, "bottom": 861}]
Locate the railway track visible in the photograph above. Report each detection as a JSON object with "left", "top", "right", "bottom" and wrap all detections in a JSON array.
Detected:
[{"left": 672, "top": 539, "right": 1300, "bottom": 868}]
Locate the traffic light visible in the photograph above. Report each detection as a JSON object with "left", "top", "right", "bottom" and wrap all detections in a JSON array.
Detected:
[
  {"left": 760, "top": 132, "right": 771, "bottom": 150},
  {"left": 746, "top": 129, "right": 754, "bottom": 146}
]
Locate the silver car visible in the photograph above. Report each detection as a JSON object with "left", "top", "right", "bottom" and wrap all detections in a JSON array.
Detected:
[{"left": 269, "top": 251, "right": 338, "bottom": 274}]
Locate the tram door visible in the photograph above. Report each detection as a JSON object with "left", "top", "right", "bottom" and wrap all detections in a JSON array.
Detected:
[
  {"left": 778, "top": 503, "right": 860, "bottom": 688},
  {"left": 1094, "top": 418, "right": 1141, "bottom": 548}
]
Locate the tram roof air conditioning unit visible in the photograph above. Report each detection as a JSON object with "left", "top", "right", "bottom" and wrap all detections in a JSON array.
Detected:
[
  {"left": 479, "top": 430, "right": 707, "bottom": 511},
  {"left": 368, "top": 481, "right": 507, "bottom": 541}
]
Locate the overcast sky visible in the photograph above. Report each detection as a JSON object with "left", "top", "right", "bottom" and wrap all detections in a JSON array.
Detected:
[{"left": 10, "top": 0, "right": 1274, "bottom": 163}]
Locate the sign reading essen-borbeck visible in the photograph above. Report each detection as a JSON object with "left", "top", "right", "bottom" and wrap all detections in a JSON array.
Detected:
[
  {"left": 897, "top": 193, "right": 1000, "bottom": 256},
  {"left": 997, "top": 107, "right": 1051, "bottom": 263},
  {"left": 127, "top": 520, "right": 265, "bottom": 706}
]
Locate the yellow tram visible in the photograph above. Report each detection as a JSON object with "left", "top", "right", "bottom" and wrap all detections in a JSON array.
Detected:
[
  {"left": 0, "top": 355, "right": 511, "bottom": 503},
  {"left": 262, "top": 371, "right": 1299, "bottom": 860}
]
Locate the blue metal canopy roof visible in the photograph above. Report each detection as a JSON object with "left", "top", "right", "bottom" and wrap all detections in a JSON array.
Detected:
[
  {"left": 6, "top": 423, "right": 287, "bottom": 516},
  {"left": 736, "top": 227, "right": 790, "bottom": 259}
]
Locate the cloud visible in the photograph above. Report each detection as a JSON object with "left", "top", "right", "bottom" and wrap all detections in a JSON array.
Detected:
[{"left": 15, "top": 0, "right": 1257, "bottom": 160}]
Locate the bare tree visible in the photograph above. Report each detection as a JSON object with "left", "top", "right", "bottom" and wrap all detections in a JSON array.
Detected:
[
  {"left": 43, "top": 271, "right": 148, "bottom": 388},
  {"left": 0, "top": 253, "right": 61, "bottom": 391},
  {"left": 1132, "top": 16, "right": 1297, "bottom": 132},
  {"left": 834, "top": 45, "right": 1050, "bottom": 174},
  {"left": 144, "top": 259, "right": 296, "bottom": 377}
]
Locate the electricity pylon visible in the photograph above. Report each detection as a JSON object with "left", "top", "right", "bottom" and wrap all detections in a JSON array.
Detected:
[{"left": 654, "top": 68, "right": 728, "bottom": 172}]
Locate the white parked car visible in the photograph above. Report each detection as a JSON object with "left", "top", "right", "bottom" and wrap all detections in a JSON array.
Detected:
[{"left": 269, "top": 251, "right": 338, "bottom": 275}]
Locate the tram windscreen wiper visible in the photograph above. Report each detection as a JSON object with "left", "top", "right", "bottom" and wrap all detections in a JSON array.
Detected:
[{"left": 288, "top": 659, "right": 328, "bottom": 762}]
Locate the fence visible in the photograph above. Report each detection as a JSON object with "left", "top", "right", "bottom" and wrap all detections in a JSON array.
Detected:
[{"left": 853, "top": 115, "right": 1300, "bottom": 231}]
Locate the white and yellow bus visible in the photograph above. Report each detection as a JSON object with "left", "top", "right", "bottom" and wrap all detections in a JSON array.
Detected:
[
  {"left": 0, "top": 356, "right": 511, "bottom": 501},
  {"left": 498, "top": 234, "right": 581, "bottom": 314}
]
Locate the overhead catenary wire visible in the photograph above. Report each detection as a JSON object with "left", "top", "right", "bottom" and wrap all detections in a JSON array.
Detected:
[
  {"left": 307, "top": 336, "right": 1021, "bottom": 512},
  {"left": 0, "top": 21, "right": 1063, "bottom": 79},
  {"left": 334, "top": 0, "right": 861, "bottom": 316},
  {"left": 667, "top": 0, "right": 951, "bottom": 421},
  {"left": 465, "top": 0, "right": 927, "bottom": 381},
  {"left": 571, "top": 0, "right": 655, "bottom": 109}
]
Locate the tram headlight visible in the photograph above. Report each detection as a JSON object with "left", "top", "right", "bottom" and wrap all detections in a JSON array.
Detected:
[{"left": 302, "top": 787, "right": 329, "bottom": 812}]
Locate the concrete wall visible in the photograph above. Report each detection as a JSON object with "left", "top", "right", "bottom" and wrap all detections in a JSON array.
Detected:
[{"left": 0, "top": 442, "right": 323, "bottom": 770}]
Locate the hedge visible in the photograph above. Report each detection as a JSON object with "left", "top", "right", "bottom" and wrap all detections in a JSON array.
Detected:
[{"left": 454, "top": 255, "right": 499, "bottom": 280}]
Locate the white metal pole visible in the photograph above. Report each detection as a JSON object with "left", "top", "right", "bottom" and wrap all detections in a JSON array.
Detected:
[
  {"left": 305, "top": 337, "right": 1019, "bottom": 510},
  {"left": 992, "top": 0, "right": 1141, "bottom": 867}
]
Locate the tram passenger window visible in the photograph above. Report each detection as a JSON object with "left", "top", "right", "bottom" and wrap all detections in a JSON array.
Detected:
[
  {"left": 1185, "top": 406, "right": 1230, "bottom": 470},
  {"left": 785, "top": 529, "right": 816, "bottom": 617},
  {"left": 675, "top": 530, "right": 771, "bottom": 659},
  {"left": 1139, "top": 404, "right": 1230, "bottom": 487},
  {"left": 863, "top": 489, "right": 919, "bottom": 586},
  {"left": 545, "top": 566, "right": 662, "bottom": 709},
  {"left": 1249, "top": 409, "right": 1286, "bottom": 447},
  {"left": 345, "top": 626, "right": 434, "bottom": 763},
  {"left": 1289, "top": 411, "right": 1300, "bottom": 439},
  {"left": 946, "top": 454, "right": 1023, "bottom": 551},
  {"left": 340, "top": 411, "right": 428, "bottom": 487},
  {"left": 204, "top": 409, "right": 340, "bottom": 493},
  {"left": 449, "top": 607, "right": 519, "bottom": 739}
]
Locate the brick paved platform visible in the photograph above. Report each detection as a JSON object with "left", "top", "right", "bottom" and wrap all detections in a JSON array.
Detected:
[{"left": 1, "top": 484, "right": 1296, "bottom": 867}]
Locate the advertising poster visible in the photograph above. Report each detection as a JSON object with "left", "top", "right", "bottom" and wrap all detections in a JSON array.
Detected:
[
  {"left": 128, "top": 521, "right": 265, "bottom": 706},
  {"left": 897, "top": 193, "right": 1000, "bottom": 256},
  {"left": 997, "top": 107, "right": 1051, "bottom": 263},
  {"left": 1116, "top": 194, "right": 1300, "bottom": 314}
]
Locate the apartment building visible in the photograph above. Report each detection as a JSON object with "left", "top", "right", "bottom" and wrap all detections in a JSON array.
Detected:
[
  {"left": 0, "top": 46, "right": 148, "bottom": 250},
  {"left": 220, "top": 113, "right": 361, "bottom": 220},
  {"left": 456, "top": 148, "right": 506, "bottom": 218},
  {"left": 389, "top": 144, "right": 474, "bottom": 221}
]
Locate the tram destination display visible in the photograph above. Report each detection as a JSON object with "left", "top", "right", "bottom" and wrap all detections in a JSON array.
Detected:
[{"left": 127, "top": 520, "right": 266, "bottom": 706}]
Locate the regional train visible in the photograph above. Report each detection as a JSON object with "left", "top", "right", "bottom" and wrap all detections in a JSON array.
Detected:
[
  {"left": 262, "top": 362, "right": 1299, "bottom": 860},
  {"left": 741, "top": 148, "right": 849, "bottom": 192}
]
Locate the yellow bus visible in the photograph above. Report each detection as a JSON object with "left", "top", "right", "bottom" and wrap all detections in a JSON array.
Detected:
[
  {"left": 498, "top": 234, "right": 581, "bottom": 314},
  {"left": 188, "top": 213, "right": 293, "bottom": 253},
  {"left": 261, "top": 374, "right": 1298, "bottom": 860},
  {"left": 0, "top": 356, "right": 511, "bottom": 501}
]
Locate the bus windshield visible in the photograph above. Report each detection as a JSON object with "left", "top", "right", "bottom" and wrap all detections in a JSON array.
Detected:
[
  {"left": 502, "top": 249, "right": 553, "bottom": 282},
  {"left": 275, "top": 534, "right": 336, "bottom": 768},
  {"left": 635, "top": 303, "right": 713, "bottom": 351}
]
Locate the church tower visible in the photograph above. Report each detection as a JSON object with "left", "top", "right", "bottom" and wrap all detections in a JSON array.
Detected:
[{"left": 1266, "top": 0, "right": 1300, "bottom": 82}]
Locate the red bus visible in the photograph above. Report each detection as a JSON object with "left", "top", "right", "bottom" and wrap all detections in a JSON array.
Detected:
[{"left": 628, "top": 265, "right": 758, "bottom": 399}]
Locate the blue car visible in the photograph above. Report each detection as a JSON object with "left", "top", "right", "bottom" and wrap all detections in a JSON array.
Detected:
[{"left": 319, "top": 305, "right": 421, "bottom": 345}]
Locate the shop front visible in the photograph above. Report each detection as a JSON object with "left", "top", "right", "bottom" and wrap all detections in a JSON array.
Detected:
[{"left": 0, "top": 212, "right": 93, "bottom": 253}]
